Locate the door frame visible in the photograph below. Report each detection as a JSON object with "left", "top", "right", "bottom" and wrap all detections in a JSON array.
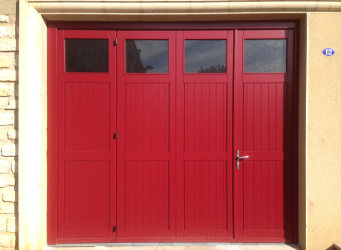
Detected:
[{"left": 47, "top": 21, "right": 299, "bottom": 244}]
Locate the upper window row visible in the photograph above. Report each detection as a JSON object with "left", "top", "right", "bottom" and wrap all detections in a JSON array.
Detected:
[{"left": 65, "top": 39, "right": 287, "bottom": 73}]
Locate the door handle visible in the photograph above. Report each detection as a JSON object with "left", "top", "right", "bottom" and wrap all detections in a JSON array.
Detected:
[{"left": 236, "top": 150, "right": 249, "bottom": 170}]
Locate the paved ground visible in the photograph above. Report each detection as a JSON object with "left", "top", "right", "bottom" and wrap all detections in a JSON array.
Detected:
[{"left": 46, "top": 243, "right": 302, "bottom": 250}]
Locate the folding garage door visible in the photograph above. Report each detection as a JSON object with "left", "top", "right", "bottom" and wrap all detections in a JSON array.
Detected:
[{"left": 47, "top": 27, "right": 296, "bottom": 244}]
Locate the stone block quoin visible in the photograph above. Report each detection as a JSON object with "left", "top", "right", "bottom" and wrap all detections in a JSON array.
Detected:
[{"left": 0, "top": 13, "right": 17, "bottom": 249}]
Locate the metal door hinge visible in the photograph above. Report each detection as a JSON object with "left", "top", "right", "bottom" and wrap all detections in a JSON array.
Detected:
[
  {"left": 113, "top": 226, "right": 117, "bottom": 232},
  {"left": 114, "top": 38, "right": 117, "bottom": 46},
  {"left": 113, "top": 132, "right": 118, "bottom": 139}
]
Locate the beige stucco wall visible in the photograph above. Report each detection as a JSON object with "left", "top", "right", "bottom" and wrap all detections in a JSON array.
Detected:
[
  {"left": 16, "top": 1, "right": 341, "bottom": 250},
  {"left": 305, "top": 12, "right": 341, "bottom": 250}
]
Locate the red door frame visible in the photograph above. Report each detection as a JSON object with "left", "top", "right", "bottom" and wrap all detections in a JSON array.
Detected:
[{"left": 47, "top": 21, "right": 299, "bottom": 245}]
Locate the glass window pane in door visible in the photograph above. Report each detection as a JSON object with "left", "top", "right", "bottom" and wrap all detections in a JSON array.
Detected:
[
  {"left": 185, "top": 40, "right": 227, "bottom": 73},
  {"left": 126, "top": 40, "right": 169, "bottom": 73},
  {"left": 244, "top": 39, "right": 287, "bottom": 73},
  {"left": 65, "top": 39, "right": 109, "bottom": 72}
]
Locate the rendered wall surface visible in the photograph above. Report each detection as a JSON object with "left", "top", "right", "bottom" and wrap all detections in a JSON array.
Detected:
[{"left": 306, "top": 12, "right": 341, "bottom": 250}]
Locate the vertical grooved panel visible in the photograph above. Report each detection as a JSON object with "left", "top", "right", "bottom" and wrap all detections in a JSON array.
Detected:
[
  {"left": 183, "top": 80, "right": 229, "bottom": 236},
  {"left": 277, "top": 161, "right": 284, "bottom": 229},
  {"left": 243, "top": 161, "right": 254, "bottom": 230},
  {"left": 64, "top": 82, "right": 110, "bottom": 151},
  {"left": 268, "top": 161, "right": 277, "bottom": 230},
  {"left": 64, "top": 161, "right": 109, "bottom": 231},
  {"left": 194, "top": 161, "right": 202, "bottom": 229},
  {"left": 261, "top": 161, "right": 269, "bottom": 229},
  {"left": 245, "top": 84, "right": 254, "bottom": 151},
  {"left": 268, "top": 84, "right": 277, "bottom": 151},
  {"left": 243, "top": 160, "right": 287, "bottom": 231},
  {"left": 194, "top": 85, "right": 202, "bottom": 152},
  {"left": 124, "top": 161, "right": 170, "bottom": 230},
  {"left": 184, "top": 161, "right": 195, "bottom": 229},
  {"left": 125, "top": 83, "right": 170, "bottom": 152},
  {"left": 242, "top": 78, "right": 290, "bottom": 236},
  {"left": 209, "top": 84, "right": 217, "bottom": 152},
  {"left": 261, "top": 83, "right": 269, "bottom": 151},
  {"left": 184, "top": 161, "right": 227, "bottom": 230},
  {"left": 253, "top": 83, "right": 262, "bottom": 151},
  {"left": 244, "top": 82, "right": 285, "bottom": 152},
  {"left": 185, "top": 83, "right": 195, "bottom": 152},
  {"left": 277, "top": 84, "right": 284, "bottom": 151},
  {"left": 185, "top": 83, "right": 227, "bottom": 152}
]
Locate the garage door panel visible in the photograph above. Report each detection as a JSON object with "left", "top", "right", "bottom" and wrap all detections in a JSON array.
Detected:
[
  {"left": 184, "top": 82, "right": 227, "bottom": 152},
  {"left": 175, "top": 30, "right": 234, "bottom": 240},
  {"left": 242, "top": 80, "right": 287, "bottom": 233},
  {"left": 64, "top": 82, "right": 110, "bottom": 152},
  {"left": 243, "top": 82, "right": 285, "bottom": 152},
  {"left": 60, "top": 161, "right": 110, "bottom": 232},
  {"left": 53, "top": 30, "right": 117, "bottom": 243},
  {"left": 117, "top": 30, "right": 176, "bottom": 240},
  {"left": 234, "top": 29, "right": 295, "bottom": 241},
  {"left": 184, "top": 161, "right": 227, "bottom": 231},
  {"left": 123, "top": 160, "right": 170, "bottom": 230},
  {"left": 239, "top": 80, "right": 288, "bottom": 238},
  {"left": 124, "top": 82, "right": 170, "bottom": 152},
  {"left": 242, "top": 161, "right": 284, "bottom": 231}
]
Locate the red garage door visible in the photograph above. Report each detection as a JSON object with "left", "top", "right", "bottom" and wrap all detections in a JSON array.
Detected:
[{"left": 47, "top": 27, "right": 297, "bottom": 244}]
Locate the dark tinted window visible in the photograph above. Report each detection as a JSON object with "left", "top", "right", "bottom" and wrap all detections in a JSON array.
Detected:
[
  {"left": 126, "top": 40, "right": 169, "bottom": 73},
  {"left": 65, "top": 39, "right": 109, "bottom": 72}
]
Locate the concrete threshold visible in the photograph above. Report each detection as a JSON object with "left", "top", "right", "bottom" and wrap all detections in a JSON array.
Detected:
[{"left": 46, "top": 243, "right": 302, "bottom": 250}]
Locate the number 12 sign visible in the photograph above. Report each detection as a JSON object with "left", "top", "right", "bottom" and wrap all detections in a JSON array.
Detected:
[{"left": 323, "top": 48, "right": 335, "bottom": 56}]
